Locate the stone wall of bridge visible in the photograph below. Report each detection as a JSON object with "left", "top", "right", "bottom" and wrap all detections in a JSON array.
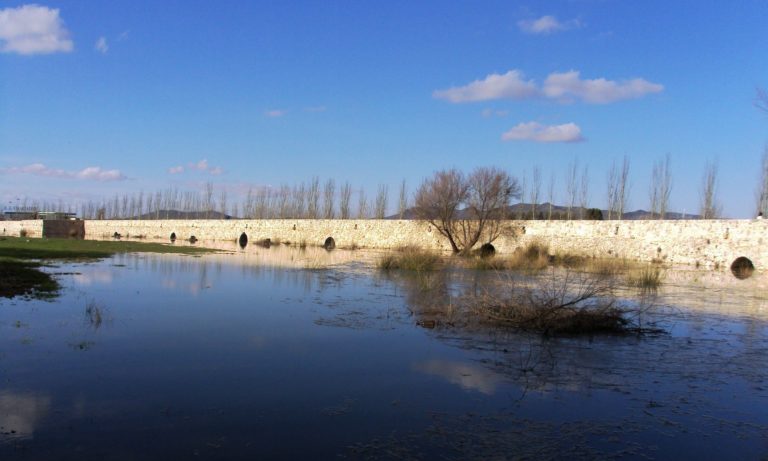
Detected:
[{"left": 81, "top": 218, "right": 768, "bottom": 271}]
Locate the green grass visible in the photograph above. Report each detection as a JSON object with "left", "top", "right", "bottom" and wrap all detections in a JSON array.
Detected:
[
  {"left": 0, "top": 236, "right": 218, "bottom": 300},
  {"left": 0, "top": 259, "right": 60, "bottom": 299},
  {"left": 0, "top": 236, "right": 216, "bottom": 260}
]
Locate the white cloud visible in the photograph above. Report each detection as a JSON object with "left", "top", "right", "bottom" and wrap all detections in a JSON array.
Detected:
[
  {"left": 501, "top": 122, "right": 584, "bottom": 143},
  {"left": 75, "top": 166, "right": 124, "bottom": 181},
  {"left": 518, "top": 15, "right": 580, "bottom": 35},
  {"left": 0, "top": 163, "right": 126, "bottom": 181},
  {"left": 433, "top": 70, "right": 537, "bottom": 103},
  {"left": 95, "top": 36, "right": 108, "bottom": 54},
  {"left": 191, "top": 159, "right": 209, "bottom": 171},
  {"left": 0, "top": 4, "right": 73, "bottom": 55},
  {"left": 543, "top": 70, "right": 664, "bottom": 104},
  {"left": 436, "top": 69, "right": 663, "bottom": 105},
  {"left": 413, "top": 360, "right": 502, "bottom": 395},
  {"left": 265, "top": 109, "right": 287, "bottom": 118},
  {"left": 169, "top": 159, "right": 223, "bottom": 176}
]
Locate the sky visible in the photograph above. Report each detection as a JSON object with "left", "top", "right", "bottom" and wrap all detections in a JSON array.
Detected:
[{"left": 1, "top": 0, "right": 766, "bottom": 217}]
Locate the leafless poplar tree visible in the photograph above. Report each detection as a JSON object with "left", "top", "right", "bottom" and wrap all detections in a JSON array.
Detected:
[
  {"left": 756, "top": 147, "right": 768, "bottom": 217},
  {"left": 204, "top": 183, "right": 214, "bottom": 219},
  {"left": 339, "top": 181, "right": 352, "bottom": 219},
  {"left": 243, "top": 188, "right": 255, "bottom": 218},
  {"left": 398, "top": 179, "right": 408, "bottom": 219},
  {"left": 218, "top": 189, "right": 228, "bottom": 217},
  {"left": 374, "top": 184, "right": 389, "bottom": 219},
  {"left": 322, "top": 179, "right": 335, "bottom": 219},
  {"left": 649, "top": 154, "right": 672, "bottom": 219},
  {"left": 292, "top": 183, "right": 306, "bottom": 218},
  {"left": 579, "top": 165, "right": 589, "bottom": 218},
  {"left": 616, "top": 156, "right": 630, "bottom": 219},
  {"left": 606, "top": 160, "right": 618, "bottom": 220},
  {"left": 357, "top": 189, "right": 368, "bottom": 219},
  {"left": 518, "top": 172, "right": 526, "bottom": 219},
  {"left": 307, "top": 177, "right": 320, "bottom": 219},
  {"left": 530, "top": 166, "right": 541, "bottom": 219},
  {"left": 565, "top": 160, "right": 578, "bottom": 220},
  {"left": 700, "top": 160, "right": 721, "bottom": 219},
  {"left": 547, "top": 172, "right": 555, "bottom": 220},
  {"left": 277, "top": 185, "right": 291, "bottom": 218}
]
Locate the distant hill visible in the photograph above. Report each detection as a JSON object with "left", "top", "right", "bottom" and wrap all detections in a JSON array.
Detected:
[
  {"left": 134, "top": 210, "right": 233, "bottom": 220},
  {"left": 387, "top": 202, "right": 700, "bottom": 220}
]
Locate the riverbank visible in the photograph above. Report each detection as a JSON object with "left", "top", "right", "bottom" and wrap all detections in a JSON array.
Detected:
[{"left": 0, "top": 236, "right": 219, "bottom": 299}]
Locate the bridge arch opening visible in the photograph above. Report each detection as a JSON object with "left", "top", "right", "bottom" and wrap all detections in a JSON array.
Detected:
[
  {"left": 170, "top": 232, "right": 176, "bottom": 242},
  {"left": 239, "top": 232, "right": 248, "bottom": 248},
  {"left": 730, "top": 257, "right": 755, "bottom": 280},
  {"left": 324, "top": 237, "right": 336, "bottom": 251}
]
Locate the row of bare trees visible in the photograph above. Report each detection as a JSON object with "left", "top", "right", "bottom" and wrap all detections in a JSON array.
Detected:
[
  {"left": 16, "top": 149, "right": 768, "bottom": 223},
  {"left": 65, "top": 179, "right": 403, "bottom": 221}
]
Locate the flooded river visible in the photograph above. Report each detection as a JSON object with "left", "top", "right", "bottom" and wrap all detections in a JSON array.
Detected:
[{"left": 1, "top": 245, "right": 767, "bottom": 459}]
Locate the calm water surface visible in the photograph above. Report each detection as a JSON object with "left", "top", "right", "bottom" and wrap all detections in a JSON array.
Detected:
[{"left": 1, "top": 246, "right": 767, "bottom": 460}]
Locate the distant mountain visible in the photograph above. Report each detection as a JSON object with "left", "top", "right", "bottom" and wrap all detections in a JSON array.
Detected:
[
  {"left": 134, "top": 210, "right": 233, "bottom": 220},
  {"left": 387, "top": 202, "right": 700, "bottom": 220}
]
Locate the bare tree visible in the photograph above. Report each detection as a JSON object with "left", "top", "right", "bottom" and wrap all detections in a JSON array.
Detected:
[
  {"left": 649, "top": 154, "right": 672, "bottom": 219},
  {"left": 204, "top": 182, "right": 214, "bottom": 219},
  {"left": 518, "top": 172, "right": 526, "bottom": 219},
  {"left": 357, "top": 189, "right": 368, "bottom": 219},
  {"left": 414, "top": 167, "right": 520, "bottom": 254},
  {"left": 277, "top": 185, "right": 291, "bottom": 218},
  {"left": 307, "top": 177, "right": 320, "bottom": 219},
  {"left": 530, "top": 166, "right": 541, "bottom": 219},
  {"left": 757, "top": 146, "right": 768, "bottom": 217},
  {"left": 339, "top": 181, "right": 352, "bottom": 219},
  {"left": 374, "top": 184, "right": 389, "bottom": 219},
  {"left": 323, "top": 179, "right": 335, "bottom": 219},
  {"left": 414, "top": 169, "right": 468, "bottom": 253},
  {"left": 218, "top": 188, "right": 228, "bottom": 218},
  {"left": 579, "top": 165, "right": 589, "bottom": 218},
  {"left": 616, "top": 156, "right": 630, "bottom": 219},
  {"left": 700, "top": 160, "right": 721, "bottom": 219},
  {"left": 606, "top": 160, "right": 618, "bottom": 220},
  {"left": 565, "top": 160, "right": 578, "bottom": 220},
  {"left": 649, "top": 162, "right": 659, "bottom": 218},
  {"left": 292, "top": 183, "right": 306, "bottom": 218},
  {"left": 398, "top": 179, "right": 408, "bottom": 219},
  {"left": 547, "top": 172, "right": 555, "bottom": 220}
]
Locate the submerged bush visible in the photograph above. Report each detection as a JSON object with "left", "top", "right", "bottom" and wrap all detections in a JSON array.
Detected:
[{"left": 472, "top": 269, "right": 652, "bottom": 335}]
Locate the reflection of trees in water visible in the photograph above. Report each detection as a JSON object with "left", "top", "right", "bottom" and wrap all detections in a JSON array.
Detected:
[
  {"left": 360, "top": 271, "right": 768, "bottom": 460},
  {"left": 388, "top": 268, "right": 768, "bottom": 400}
]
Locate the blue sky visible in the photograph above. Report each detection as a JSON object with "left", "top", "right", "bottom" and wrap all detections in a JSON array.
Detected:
[{"left": 1, "top": 0, "right": 766, "bottom": 217}]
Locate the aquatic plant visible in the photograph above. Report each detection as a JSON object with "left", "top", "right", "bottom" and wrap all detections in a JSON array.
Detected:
[
  {"left": 472, "top": 269, "right": 654, "bottom": 335},
  {"left": 626, "top": 265, "right": 665, "bottom": 290},
  {"left": 378, "top": 246, "right": 441, "bottom": 271}
]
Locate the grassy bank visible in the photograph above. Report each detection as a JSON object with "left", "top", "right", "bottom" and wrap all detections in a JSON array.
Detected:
[
  {"left": 0, "top": 236, "right": 216, "bottom": 260},
  {"left": 0, "top": 236, "right": 218, "bottom": 299}
]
